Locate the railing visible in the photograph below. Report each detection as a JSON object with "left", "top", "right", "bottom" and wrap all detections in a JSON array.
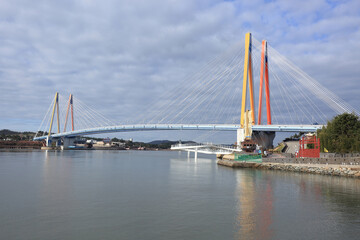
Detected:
[
  {"left": 171, "top": 142, "right": 237, "bottom": 148},
  {"left": 171, "top": 142, "right": 242, "bottom": 154}
]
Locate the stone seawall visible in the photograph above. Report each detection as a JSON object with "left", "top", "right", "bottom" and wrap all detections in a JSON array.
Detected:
[
  {"left": 263, "top": 157, "right": 360, "bottom": 165},
  {"left": 217, "top": 160, "right": 360, "bottom": 178},
  {"left": 221, "top": 153, "right": 360, "bottom": 165}
]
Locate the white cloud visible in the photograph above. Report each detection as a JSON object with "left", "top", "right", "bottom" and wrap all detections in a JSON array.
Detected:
[{"left": 0, "top": 0, "right": 358, "bottom": 141}]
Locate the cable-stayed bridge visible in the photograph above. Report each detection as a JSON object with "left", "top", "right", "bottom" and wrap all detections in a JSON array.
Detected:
[{"left": 33, "top": 33, "right": 358, "bottom": 149}]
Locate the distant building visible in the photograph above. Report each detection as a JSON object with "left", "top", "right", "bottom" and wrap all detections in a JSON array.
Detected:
[
  {"left": 111, "top": 142, "right": 126, "bottom": 147},
  {"left": 93, "top": 141, "right": 111, "bottom": 147}
]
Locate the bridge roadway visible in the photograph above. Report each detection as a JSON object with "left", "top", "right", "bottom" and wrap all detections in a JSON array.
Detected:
[{"left": 33, "top": 124, "right": 324, "bottom": 141}]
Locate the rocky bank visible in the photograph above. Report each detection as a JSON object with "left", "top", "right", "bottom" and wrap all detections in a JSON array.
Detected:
[{"left": 217, "top": 159, "right": 360, "bottom": 178}]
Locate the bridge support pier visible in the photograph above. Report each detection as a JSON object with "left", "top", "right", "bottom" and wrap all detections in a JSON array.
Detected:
[
  {"left": 45, "top": 136, "right": 51, "bottom": 147},
  {"left": 63, "top": 137, "right": 76, "bottom": 149},
  {"left": 252, "top": 131, "right": 275, "bottom": 149},
  {"left": 45, "top": 136, "right": 61, "bottom": 147},
  {"left": 43, "top": 136, "right": 62, "bottom": 149},
  {"left": 237, "top": 128, "right": 245, "bottom": 147}
]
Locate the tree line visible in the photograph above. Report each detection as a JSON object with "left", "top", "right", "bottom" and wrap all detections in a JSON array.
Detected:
[{"left": 317, "top": 113, "right": 360, "bottom": 153}]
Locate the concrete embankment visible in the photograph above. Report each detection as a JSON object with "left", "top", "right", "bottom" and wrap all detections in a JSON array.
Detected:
[{"left": 217, "top": 159, "right": 360, "bottom": 178}]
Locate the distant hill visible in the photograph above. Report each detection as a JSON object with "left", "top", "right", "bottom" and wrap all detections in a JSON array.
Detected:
[
  {"left": 0, "top": 129, "right": 20, "bottom": 135},
  {"left": 148, "top": 140, "right": 176, "bottom": 145},
  {"left": 0, "top": 129, "right": 36, "bottom": 141},
  {"left": 147, "top": 140, "right": 196, "bottom": 145}
]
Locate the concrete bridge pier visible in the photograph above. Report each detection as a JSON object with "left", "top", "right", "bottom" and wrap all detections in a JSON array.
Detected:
[
  {"left": 237, "top": 128, "right": 246, "bottom": 147},
  {"left": 42, "top": 136, "right": 61, "bottom": 150},
  {"left": 40, "top": 136, "right": 53, "bottom": 150},
  {"left": 62, "top": 137, "right": 76, "bottom": 149},
  {"left": 45, "top": 136, "right": 51, "bottom": 147},
  {"left": 45, "top": 136, "right": 61, "bottom": 147},
  {"left": 252, "top": 131, "right": 275, "bottom": 149},
  {"left": 237, "top": 127, "right": 275, "bottom": 149}
]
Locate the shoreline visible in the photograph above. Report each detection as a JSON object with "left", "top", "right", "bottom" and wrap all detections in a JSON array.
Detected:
[
  {"left": 217, "top": 159, "right": 360, "bottom": 178},
  {"left": 0, "top": 148, "right": 172, "bottom": 152}
]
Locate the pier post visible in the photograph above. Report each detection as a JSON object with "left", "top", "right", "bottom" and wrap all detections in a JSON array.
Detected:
[{"left": 46, "top": 136, "right": 51, "bottom": 147}]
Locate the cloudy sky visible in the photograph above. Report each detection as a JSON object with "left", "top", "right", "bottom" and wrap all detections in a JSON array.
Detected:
[{"left": 0, "top": 0, "right": 359, "bottom": 140}]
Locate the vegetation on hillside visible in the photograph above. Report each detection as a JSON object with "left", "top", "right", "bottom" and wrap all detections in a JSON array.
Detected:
[
  {"left": 0, "top": 129, "right": 35, "bottom": 141},
  {"left": 283, "top": 132, "right": 304, "bottom": 142},
  {"left": 317, "top": 113, "right": 360, "bottom": 153},
  {"left": 111, "top": 138, "right": 194, "bottom": 149}
]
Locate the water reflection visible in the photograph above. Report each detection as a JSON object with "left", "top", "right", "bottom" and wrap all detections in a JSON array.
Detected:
[
  {"left": 42, "top": 151, "right": 74, "bottom": 212},
  {"left": 235, "top": 171, "right": 273, "bottom": 240},
  {"left": 234, "top": 169, "right": 360, "bottom": 239},
  {"left": 236, "top": 172, "right": 255, "bottom": 239},
  {"left": 1, "top": 151, "right": 360, "bottom": 239}
]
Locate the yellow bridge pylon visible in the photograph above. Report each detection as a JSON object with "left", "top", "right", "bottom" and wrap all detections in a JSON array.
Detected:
[{"left": 240, "top": 32, "right": 256, "bottom": 128}]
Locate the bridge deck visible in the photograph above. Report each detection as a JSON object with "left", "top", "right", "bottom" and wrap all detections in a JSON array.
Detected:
[{"left": 33, "top": 124, "right": 323, "bottom": 141}]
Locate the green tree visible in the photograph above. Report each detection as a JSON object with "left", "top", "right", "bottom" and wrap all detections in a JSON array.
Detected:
[
  {"left": 317, "top": 113, "right": 360, "bottom": 153},
  {"left": 307, "top": 143, "right": 314, "bottom": 149},
  {"left": 111, "top": 137, "right": 124, "bottom": 142}
]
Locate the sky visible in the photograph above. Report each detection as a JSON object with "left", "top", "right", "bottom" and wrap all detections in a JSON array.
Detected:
[{"left": 0, "top": 0, "right": 359, "bottom": 142}]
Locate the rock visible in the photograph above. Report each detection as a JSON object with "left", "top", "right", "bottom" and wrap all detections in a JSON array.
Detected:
[{"left": 354, "top": 172, "right": 360, "bottom": 178}]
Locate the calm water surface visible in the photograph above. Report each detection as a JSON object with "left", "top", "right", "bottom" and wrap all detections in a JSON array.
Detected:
[{"left": 0, "top": 150, "right": 359, "bottom": 240}]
